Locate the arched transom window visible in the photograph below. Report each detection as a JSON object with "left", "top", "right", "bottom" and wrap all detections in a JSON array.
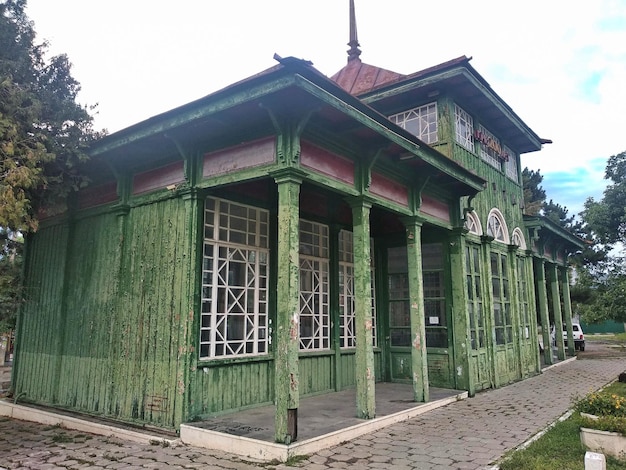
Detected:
[
  {"left": 511, "top": 227, "right": 527, "bottom": 249},
  {"left": 464, "top": 211, "right": 483, "bottom": 236},
  {"left": 486, "top": 209, "right": 509, "bottom": 243}
]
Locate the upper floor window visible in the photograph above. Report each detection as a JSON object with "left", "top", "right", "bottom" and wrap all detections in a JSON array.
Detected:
[
  {"left": 487, "top": 208, "right": 510, "bottom": 244},
  {"left": 464, "top": 211, "right": 483, "bottom": 236},
  {"left": 476, "top": 124, "right": 502, "bottom": 169},
  {"left": 504, "top": 145, "right": 518, "bottom": 182},
  {"left": 454, "top": 104, "right": 474, "bottom": 152},
  {"left": 389, "top": 102, "right": 438, "bottom": 144},
  {"left": 511, "top": 227, "right": 527, "bottom": 249}
]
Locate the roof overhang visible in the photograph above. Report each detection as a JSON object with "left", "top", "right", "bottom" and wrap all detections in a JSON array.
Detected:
[
  {"left": 524, "top": 215, "right": 586, "bottom": 254},
  {"left": 357, "top": 56, "right": 545, "bottom": 155},
  {"left": 90, "top": 58, "right": 486, "bottom": 197}
]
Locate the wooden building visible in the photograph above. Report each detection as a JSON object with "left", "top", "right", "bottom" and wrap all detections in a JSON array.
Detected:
[{"left": 12, "top": 3, "right": 582, "bottom": 443}]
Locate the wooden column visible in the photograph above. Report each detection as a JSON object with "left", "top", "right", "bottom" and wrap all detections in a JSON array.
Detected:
[
  {"left": 273, "top": 172, "right": 301, "bottom": 444},
  {"left": 560, "top": 267, "right": 575, "bottom": 356},
  {"left": 549, "top": 263, "right": 566, "bottom": 361},
  {"left": 404, "top": 218, "right": 429, "bottom": 402},
  {"left": 523, "top": 252, "right": 542, "bottom": 373},
  {"left": 350, "top": 198, "right": 375, "bottom": 419},
  {"left": 534, "top": 258, "right": 553, "bottom": 366},
  {"left": 449, "top": 229, "right": 474, "bottom": 395}
]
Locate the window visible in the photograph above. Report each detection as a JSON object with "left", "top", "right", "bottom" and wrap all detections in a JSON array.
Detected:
[
  {"left": 487, "top": 209, "right": 509, "bottom": 243},
  {"left": 517, "top": 256, "right": 531, "bottom": 340},
  {"left": 512, "top": 228, "right": 526, "bottom": 250},
  {"left": 466, "top": 244, "right": 484, "bottom": 350},
  {"left": 476, "top": 125, "right": 502, "bottom": 169},
  {"left": 423, "top": 243, "right": 447, "bottom": 348},
  {"left": 299, "top": 220, "right": 330, "bottom": 351},
  {"left": 504, "top": 146, "right": 518, "bottom": 181},
  {"left": 200, "top": 198, "right": 269, "bottom": 359},
  {"left": 389, "top": 102, "right": 438, "bottom": 144},
  {"left": 338, "top": 230, "right": 377, "bottom": 349},
  {"left": 464, "top": 211, "right": 483, "bottom": 236},
  {"left": 491, "top": 252, "right": 512, "bottom": 345},
  {"left": 455, "top": 104, "right": 474, "bottom": 151},
  {"left": 388, "top": 247, "right": 410, "bottom": 347}
]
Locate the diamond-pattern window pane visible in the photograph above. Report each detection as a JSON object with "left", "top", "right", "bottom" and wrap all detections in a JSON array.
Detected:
[
  {"left": 504, "top": 146, "right": 518, "bottom": 182},
  {"left": 477, "top": 124, "right": 502, "bottom": 169},
  {"left": 389, "top": 102, "right": 438, "bottom": 144},
  {"left": 455, "top": 104, "right": 474, "bottom": 152},
  {"left": 200, "top": 197, "right": 269, "bottom": 360},
  {"left": 299, "top": 219, "right": 330, "bottom": 351},
  {"left": 338, "top": 230, "right": 377, "bottom": 349}
]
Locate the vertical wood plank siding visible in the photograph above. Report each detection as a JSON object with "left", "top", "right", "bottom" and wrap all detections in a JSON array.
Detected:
[
  {"left": 16, "top": 198, "right": 191, "bottom": 429},
  {"left": 16, "top": 224, "right": 69, "bottom": 403},
  {"left": 189, "top": 361, "right": 274, "bottom": 418}
]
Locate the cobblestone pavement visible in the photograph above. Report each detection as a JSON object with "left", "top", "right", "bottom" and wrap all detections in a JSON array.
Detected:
[{"left": 1, "top": 351, "right": 626, "bottom": 469}]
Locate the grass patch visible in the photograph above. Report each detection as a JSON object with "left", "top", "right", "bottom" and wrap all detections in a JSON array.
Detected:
[
  {"left": 587, "top": 333, "right": 626, "bottom": 343},
  {"left": 500, "top": 382, "right": 626, "bottom": 469}
]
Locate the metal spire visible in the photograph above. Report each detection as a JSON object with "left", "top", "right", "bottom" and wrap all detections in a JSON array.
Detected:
[{"left": 347, "top": 0, "right": 361, "bottom": 62}]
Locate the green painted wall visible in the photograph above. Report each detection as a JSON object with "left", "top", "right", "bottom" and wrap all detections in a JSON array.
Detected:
[{"left": 17, "top": 197, "right": 193, "bottom": 429}]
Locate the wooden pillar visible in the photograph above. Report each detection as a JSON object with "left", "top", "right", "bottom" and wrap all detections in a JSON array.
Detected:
[
  {"left": 523, "top": 253, "right": 541, "bottom": 373},
  {"left": 534, "top": 258, "right": 553, "bottom": 366},
  {"left": 404, "top": 218, "right": 429, "bottom": 402},
  {"left": 350, "top": 198, "right": 375, "bottom": 419},
  {"left": 560, "top": 267, "right": 575, "bottom": 356},
  {"left": 549, "top": 263, "right": 566, "bottom": 361},
  {"left": 273, "top": 172, "right": 301, "bottom": 444},
  {"left": 449, "top": 229, "right": 474, "bottom": 395}
]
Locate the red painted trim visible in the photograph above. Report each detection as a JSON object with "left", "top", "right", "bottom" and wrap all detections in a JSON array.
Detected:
[
  {"left": 369, "top": 172, "right": 409, "bottom": 207},
  {"left": 203, "top": 137, "right": 275, "bottom": 177},
  {"left": 421, "top": 195, "right": 450, "bottom": 223},
  {"left": 78, "top": 181, "right": 118, "bottom": 209},
  {"left": 133, "top": 161, "right": 185, "bottom": 195},
  {"left": 300, "top": 141, "right": 355, "bottom": 185}
]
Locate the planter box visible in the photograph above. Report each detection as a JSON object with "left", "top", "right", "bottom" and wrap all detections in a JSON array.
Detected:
[{"left": 581, "top": 427, "right": 626, "bottom": 460}]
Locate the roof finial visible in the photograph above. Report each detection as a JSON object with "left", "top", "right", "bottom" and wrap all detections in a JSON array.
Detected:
[{"left": 347, "top": 0, "right": 361, "bottom": 62}]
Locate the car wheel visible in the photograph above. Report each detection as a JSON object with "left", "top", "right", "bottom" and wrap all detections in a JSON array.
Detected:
[{"left": 580, "top": 344, "right": 585, "bottom": 352}]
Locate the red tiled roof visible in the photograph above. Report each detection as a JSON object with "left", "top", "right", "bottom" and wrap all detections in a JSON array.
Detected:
[{"left": 331, "top": 58, "right": 406, "bottom": 96}]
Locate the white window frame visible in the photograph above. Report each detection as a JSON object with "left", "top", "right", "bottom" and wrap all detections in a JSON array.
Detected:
[
  {"left": 504, "top": 145, "right": 518, "bottom": 182},
  {"left": 200, "top": 198, "right": 269, "bottom": 360},
  {"left": 389, "top": 102, "right": 438, "bottom": 144},
  {"left": 477, "top": 124, "right": 502, "bottom": 169},
  {"left": 487, "top": 208, "right": 510, "bottom": 244},
  {"left": 338, "top": 230, "right": 377, "bottom": 349},
  {"left": 464, "top": 210, "right": 483, "bottom": 236},
  {"left": 455, "top": 104, "right": 474, "bottom": 152},
  {"left": 512, "top": 227, "right": 527, "bottom": 249},
  {"left": 299, "top": 220, "right": 330, "bottom": 351}
]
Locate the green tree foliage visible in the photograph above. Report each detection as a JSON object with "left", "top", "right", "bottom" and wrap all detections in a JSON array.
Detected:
[
  {"left": 574, "top": 150, "right": 626, "bottom": 324},
  {"left": 0, "top": 0, "right": 103, "bottom": 331},
  {"left": 522, "top": 167, "right": 546, "bottom": 216},
  {"left": 0, "top": 228, "right": 22, "bottom": 332},
  {"left": 582, "top": 150, "right": 626, "bottom": 247},
  {"left": 0, "top": 0, "right": 102, "bottom": 232}
]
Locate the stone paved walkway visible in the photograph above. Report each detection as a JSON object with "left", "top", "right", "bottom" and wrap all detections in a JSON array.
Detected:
[{"left": 1, "top": 352, "right": 625, "bottom": 469}]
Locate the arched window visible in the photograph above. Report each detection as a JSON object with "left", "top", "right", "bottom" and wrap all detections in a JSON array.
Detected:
[
  {"left": 511, "top": 227, "right": 526, "bottom": 249},
  {"left": 464, "top": 211, "right": 483, "bottom": 235},
  {"left": 486, "top": 209, "right": 509, "bottom": 243}
]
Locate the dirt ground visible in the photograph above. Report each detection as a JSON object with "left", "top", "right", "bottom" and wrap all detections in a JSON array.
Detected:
[{"left": 578, "top": 336, "right": 626, "bottom": 359}]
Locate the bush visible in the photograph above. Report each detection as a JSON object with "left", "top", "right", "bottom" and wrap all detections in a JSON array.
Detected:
[{"left": 575, "top": 392, "right": 626, "bottom": 418}]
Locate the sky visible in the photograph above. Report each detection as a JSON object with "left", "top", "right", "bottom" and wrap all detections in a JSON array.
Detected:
[{"left": 24, "top": 0, "right": 626, "bottom": 217}]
